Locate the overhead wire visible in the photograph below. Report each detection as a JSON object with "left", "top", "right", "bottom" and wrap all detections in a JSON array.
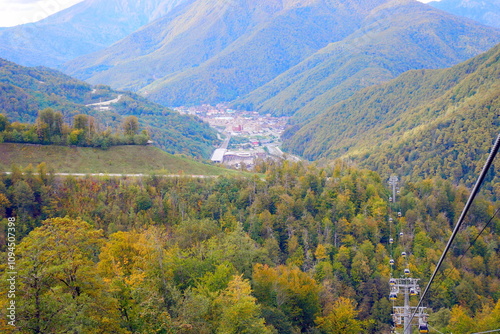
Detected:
[
  {"left": 456, "top": 205, "right": 500, "bottom": 264},
  {"left": 421, "top": 204, "right": 500, "bottom": 313},
  {"left": 405, "top": 133, "right": 500, "bottom": 333},
  {"left": 428, "top": 324, "right": 446, "bottom": 334}
]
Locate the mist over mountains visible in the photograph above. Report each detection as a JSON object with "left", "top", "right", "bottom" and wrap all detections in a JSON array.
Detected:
[
  {"left": 0, "top": 0, "right": 191, "bottom": 67},
  {"left": 58, "top": 0, "right": 500, "bottom": 110},
  {"left": 429, "top": 0, "right": 500, "bottom": 28}
]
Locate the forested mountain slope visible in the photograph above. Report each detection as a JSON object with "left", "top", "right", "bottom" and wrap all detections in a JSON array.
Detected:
[
  {"left": 63, "top": 0, "right": 387, "bottom": 104},
  {"left": 63, "top": 0, "right": 500, "bottom": 110},
  {"left": 0, "top": 58, "right": 217, "bottom": 158},
  {"left": 1, "top": 161, "right": 498, "bottom": 333},
  {"left": 283, "top": 43, "right": 500, "bottom": 188},
  {"left": 0, "top": 0, "right": 190, "bottom": 67},
  {"left": 233, "top": 0, "right": 500, "bottom": 122}
]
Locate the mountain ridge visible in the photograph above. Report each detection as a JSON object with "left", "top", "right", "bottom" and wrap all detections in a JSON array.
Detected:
[
  {"left": 428, "top": 0, "right": 500, "bottom": 28},
  {"left": 233, "top": 0, "right": 500, "bottom": 122},
  {"left": 62, "top": 0, "right": 389, "bottom": 101},
  {"left": 0, "top": 0, "right": 191, "bottom": 67},
  {"left": 282, "top": 42, "right": 500, "bottom": 186}
]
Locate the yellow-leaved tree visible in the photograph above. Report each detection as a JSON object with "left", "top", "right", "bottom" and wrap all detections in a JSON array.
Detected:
[
  {"left": 97, "top": 227, "right": 176, "bottom": 333},
  {"left": 214, "top": 274, "right": 272, "bottom": 334},
  {"left": 315, "top": 297, "right": 372, "bottom": 334},
  {"left": 6, "top": 217, "right": 126, "bottom": 333}
]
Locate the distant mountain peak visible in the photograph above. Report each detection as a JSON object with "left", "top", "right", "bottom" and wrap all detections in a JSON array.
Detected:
[
  {"left": 0, "top": 0, "right": 191, "bottom": 67},
  {"left": 428, "top": 0, "right": 500, "bottom": 28}
]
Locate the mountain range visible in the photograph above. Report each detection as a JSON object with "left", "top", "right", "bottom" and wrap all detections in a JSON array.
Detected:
[
  {"left": 429, "top": 0, "right": 500, "bottom": 29},
  {"left": 233, "top": 0, "right": 500, "bottom": 122},
  {"left": 62, "top": 0, "right": 389, "bottom": 101},
  {"left": 0, "top": 0, "right": 190, "bottom": 67},
  {"left": 0, "top": 0, "right": 499, "bottom": 114},
  {"left": 58, "top": 0, "right": 500, "bottom": 114},
  {"left": 282, "top": 42, "right": 500, "bottom": 187},
  {"left": 0, "top": 0, "right": 499, "bottom": 172}
]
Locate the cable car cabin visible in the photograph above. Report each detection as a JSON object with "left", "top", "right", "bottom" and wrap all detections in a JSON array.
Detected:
[
  {"left": 389, "top": 259, "right": 395, "bottom": 265},
  {"left": 419, "top": 323, "right": 429, "bottom": 333},
  {"left": 410, "top": 287, "right": 417, "bottom": 295},
  {"left": 389, "top": 293, "right": 398, "bottom": 300},
  {"left": 389, "top": 217, "right": 393, "bottom": 222},
  {"left": 404, "top": 268, "right": 410, "bottom": 275},
  {"left": 401, "top": 252, "right": 407, "bottom": 257},
  {"left": 400, "top": 232, "right": 404, "bottom": 236},
  {"left": 389, "top": 196, "right": 393, "bottom": 201},
  {"left": 389, "top": 238, "right": 394, "bottom": 244},
  {"left": 389, "top": 278, "right": 396, "bottom": 285},
  {"left": 398, "top": 212, "right": 402, "bottom": 217}
]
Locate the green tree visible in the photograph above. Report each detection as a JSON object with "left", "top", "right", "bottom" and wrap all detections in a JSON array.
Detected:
[
  {"left": 12, "top": 217, "right": 125, "bottom": 333},
  {"left": 215, "top": 275, "right": 272, "bottom": 334},
  {"left": 253, "top": 264, "right": 321, "bottom": 331},
  {"left": 123, "top": 116, "right": 140, "bottom": 136},
  {"left": 11, "top": 180, "right": 35, "bottom": 225},
  {"left": 0, "top": 113, "right": 9, "bottom": 132},
  {"left": 447, "top": 305, "right": 474, "bottom": 333},
  {"left": 315, "top": 297, "right": 371, "bottom": 334},
  {"left": 98, "top": 229, "right": 175, "bottom": 333},
  {"left": 73, "top": 114, "right": 89, "bottom": 131},
  {"left": 36, "top": 108, "right": 63, "bottom": 143}
]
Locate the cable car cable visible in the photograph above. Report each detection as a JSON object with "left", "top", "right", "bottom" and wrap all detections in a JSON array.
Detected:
[
  {"left": 457, "top": 205, "right": 500, "bottom": 264},
  {"left": 428, "top": 324, "right": 446, "bottom": 334},
  {"left": 405, "top": 133, "right": 500, "bottom": 333},
  {"left": 416, "top": 204, "right": 500, "bottom": 307}
]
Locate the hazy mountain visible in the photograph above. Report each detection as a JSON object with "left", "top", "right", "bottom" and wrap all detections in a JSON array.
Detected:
[
  {"left": 0, "top": 0, "right": 191, "bottom": 67},
  {"left": 63, "top": 0, "right": 500, "bottom": 111},
  {"left": 429, "top": 0, "right": 500, "bottom": 28},
  {"left": 63, "top": 0, "right": 389, "bottom": 103},
  {"left": 282, "top": 42, "right": 500, "bottom": 185},
  {"left": 233, "top": 0, "right": 500, "bottom": 122},
  {"left": 0, "top": 58, "right": 217, "bottom": 158}
]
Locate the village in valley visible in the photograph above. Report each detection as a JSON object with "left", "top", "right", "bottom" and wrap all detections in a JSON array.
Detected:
[{"left": 174, "top": 104, "right": 297, "bottom": 169}]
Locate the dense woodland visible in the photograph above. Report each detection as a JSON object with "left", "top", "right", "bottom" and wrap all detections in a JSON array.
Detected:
[
  {"left": 283, "top": 43, "right": 500, "bottom": 196},
  {"left": 1, "top": 161, "right": 499, "bottom": 333}
]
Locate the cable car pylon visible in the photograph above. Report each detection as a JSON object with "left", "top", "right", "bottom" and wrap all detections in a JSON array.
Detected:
[{"left": 387, "top": 176, "right": 428, "bottom": 334}]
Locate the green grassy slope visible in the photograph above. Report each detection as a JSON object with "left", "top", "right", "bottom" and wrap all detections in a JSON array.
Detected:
[
  {"left": 233, "top": 0, "right": 500, "bottom": 122},
  {"left": 283, "top": 43, "right": 500, "bottom": 186},
  {"left": 0, "top": 143, "right": 236, "bottom": 176}
]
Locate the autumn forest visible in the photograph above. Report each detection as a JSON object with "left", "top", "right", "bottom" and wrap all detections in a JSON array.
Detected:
[{"left": 0, "top": 160, "right": 499, "bottom": 333}]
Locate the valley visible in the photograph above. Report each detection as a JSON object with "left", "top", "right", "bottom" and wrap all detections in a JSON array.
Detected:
[
  {"left": 0, "top": 0, "right": 500, "bottom": 333},
  {"left": 175, "top": 103, "right": 297, "bottom": 169}
]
